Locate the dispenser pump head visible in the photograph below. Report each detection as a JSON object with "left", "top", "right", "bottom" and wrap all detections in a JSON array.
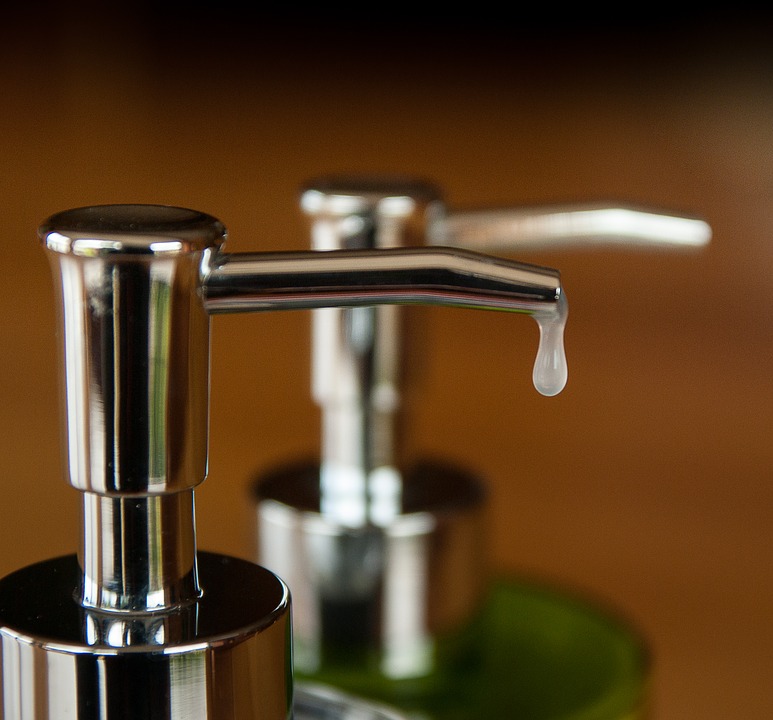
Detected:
[
  {"left": 41, "top": 205, "right": 226, "bottom": 614},
  {"left": 41, "top": 204, "right": 224, "bottom": 497},
  {"left": 39, "top": 202, "right": 568, "bottom": 612}
]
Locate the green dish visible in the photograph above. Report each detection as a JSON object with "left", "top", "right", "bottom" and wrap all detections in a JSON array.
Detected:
[{"left": 298, "top": 576, "right": 649, "bottom": 720}]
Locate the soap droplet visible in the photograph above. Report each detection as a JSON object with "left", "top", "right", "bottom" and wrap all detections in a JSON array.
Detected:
[{"left": 532, "top": 291, "right": 568, "bottom": 397}]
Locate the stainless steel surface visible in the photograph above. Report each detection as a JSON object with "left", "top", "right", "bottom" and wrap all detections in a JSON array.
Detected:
[
  {"left": 0, "top": 21, "right": 764, "bottom": 718},
  {"left": 203, "top": 239, "right": 566, "bottom": 526},
  {"left": 33, "top": 190, "right": 698, "bottom": 715},
  {"left": 3, "top": 202, "right": 565, "bottom": 718},
  {"left": 40, "top": 205, "right": 225, "bottom": 614},
  {"left": 24, "top": 205, "right": 294, "bottom": 719},
  {"left": 200, "top": 181, "right": 564, "bottom": 682},
  {"left": 202, "top": 245, "right": 568, "bottom": 512},
  {"left": 41, "top": 205, "right": 222, "bottom": 498},
  {"left": 429, "top": 201, "right": 712, "bottom": 251},
  {"left": 255, "top": 461, "right": 486, "bottom": 680},
  {"left": 0, "top": 553, "right": 292, "bottom": 719},
  {"left": 42, "top": 205, "right": 555, "bottom": 614},
  {"left": 80, "top": 490, "right": 199, "bottom": 612},
  {"left": 301, "top": 178, "right": 439, "bottom": 529},
  {"left": 201, "top": 247, "right": 561, "bottom": 314},
  {"left": 291, "top": 177, "right": 709, "bottom": 528}
]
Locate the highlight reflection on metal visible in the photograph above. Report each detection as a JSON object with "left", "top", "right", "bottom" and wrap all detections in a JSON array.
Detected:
[
  {"left": 80, "top": 491, "right": 200, "bottom": 612},
  {"left": 255, "top": 461, "right": 487, "bottom": 681},
  {"left": 299, "top": 178, "right": 443, "bottom": 534},
  {"left": 201, "top": 247, "right": 560, "bottom": 314},
  {"left": 10, "top": 205, "right": 299, "bottom": 719},
  {"left": 0, "top": 202, "right": 565, "bottom": 718},
  {"left": 290, "top": 177, "right": 710, "bottom": 531},
  {"left": 0, "top": 553, "right": 292, "bottom": 718},
  {"left": 429, "top": 202, "right": 712, "bottom": 250},
  {"left": 41, "top": 203, "right": 559, "bottom": 619},
  {"left": 41, "top": 205, "right": 223, "bottom": 617}
]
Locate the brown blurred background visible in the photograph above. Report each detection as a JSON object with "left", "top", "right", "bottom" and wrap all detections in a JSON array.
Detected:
[{"left": 1, "top": 8, "right": 771, "bottom": 718}]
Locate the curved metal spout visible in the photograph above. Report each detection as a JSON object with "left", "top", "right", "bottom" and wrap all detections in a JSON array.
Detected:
[
  {"left": 204, "top": 244, "right": 567, "bottom": 529},
  {"left": 201, "top": 246, "right": 561, "bottom": 314},
  {"left": 429, "top": 201, "right": 712, "bottom": 251},
  {"left": 202, "top": 246, "right": 567, "bottom": 400}
]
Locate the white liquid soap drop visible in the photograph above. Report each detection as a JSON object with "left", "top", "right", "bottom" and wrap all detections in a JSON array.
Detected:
[{"left": 532, "top": 290, "right": 568, "bottom": 397}]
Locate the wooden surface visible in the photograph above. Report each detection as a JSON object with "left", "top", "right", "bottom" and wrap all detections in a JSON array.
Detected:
[{"left": 1, "top": 12, "right": 771, "bottom": 719}]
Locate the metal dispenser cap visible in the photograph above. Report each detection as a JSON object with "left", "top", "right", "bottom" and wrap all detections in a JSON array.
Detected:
[
  {"left": 1, "top": 201, "right": 570, "bottom": 719},
  {"left": 41, "top": 204, "right": 228, "bottom": 614},
  {"left": 41, "top": 204, "right": 222, "bottom": 497},
  {"left": 0, "top": 205, "right": 294, "bottom": 720}
]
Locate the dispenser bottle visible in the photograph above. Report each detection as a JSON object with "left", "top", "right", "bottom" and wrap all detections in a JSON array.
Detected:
[
  {"left": 0, "top": 202, "right": 569, "bottom": 719},
  {"left": 251, "top": 177, "right": 711, "bottom": 719}
]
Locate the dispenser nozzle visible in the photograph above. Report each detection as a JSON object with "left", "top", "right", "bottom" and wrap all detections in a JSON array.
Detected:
[
  {"left": 202, "top": 246, "right": 567, "bottom": 398},
  {"left": 202, "top": 246, "right": 562, "bottom": 316}
]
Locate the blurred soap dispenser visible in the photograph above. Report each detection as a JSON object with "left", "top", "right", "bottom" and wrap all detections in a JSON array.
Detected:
[
  {"left": 0, "top": 202, "right": 572, "bottom": 719},
  {"left": 251, "top": 177, "right": 712, "bottom": 720}
]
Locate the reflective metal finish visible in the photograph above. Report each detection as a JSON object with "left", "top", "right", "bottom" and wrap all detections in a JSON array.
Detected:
[
  {"left": 25, "top": 205, "right": 298, "bottom": 719},
  {"left": 41, "top": 205, "right": 225, "bottom": 615},
  {"left": 0, "top": 553, "right": 292, "bottom": 719},
  {"left": 80, "top": 490, "right": 199, "bottom": 612},
  {"left": 429, "top": 201, "right": 712, "bottom": 250},
  {"left": 301, "top": 178, "right": 440, "bottom": 531},
  {"left": 201, "top": 247, "right": 560, "bottom": 314},
  {"left": 255, "top": 461, "right": 487, "bottom": 681},
  {"left": 200, "top": 222, "right": 565, "bottom": 530},
  {"left": 41, "top": 204, "right": 222, "bottom": 498},
  {"left": 288, "top": 178, "right": 710, "bottom": 529},
  {"left": 251, "top": 178, "right": 562, "bottom": 687},
  {"left": 1, "top": 202, "right": 566, "bottom": 719}
]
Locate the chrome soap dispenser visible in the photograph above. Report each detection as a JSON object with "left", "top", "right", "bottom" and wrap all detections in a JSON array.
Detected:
[
  {"left": 0, "top": 206, "right": 294, "bottom": 720},
  {"left": 251, "top": 177, "right": 711, "bottom": 719},
  {"left": 0, "top": 202, "right": 569, "bottom": 719}
]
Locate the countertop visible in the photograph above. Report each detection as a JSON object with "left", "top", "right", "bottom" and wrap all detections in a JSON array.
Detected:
[{"left": 0, "top": 11, "right": 771, "bottom": 718}]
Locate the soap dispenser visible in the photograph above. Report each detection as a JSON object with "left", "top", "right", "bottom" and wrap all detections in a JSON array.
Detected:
[
  {"left": 251, "top": 177, "right": 711, "bottom": 719},
  {"left": 0, "top": 202, "right": 569, "bottom": 719}
]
